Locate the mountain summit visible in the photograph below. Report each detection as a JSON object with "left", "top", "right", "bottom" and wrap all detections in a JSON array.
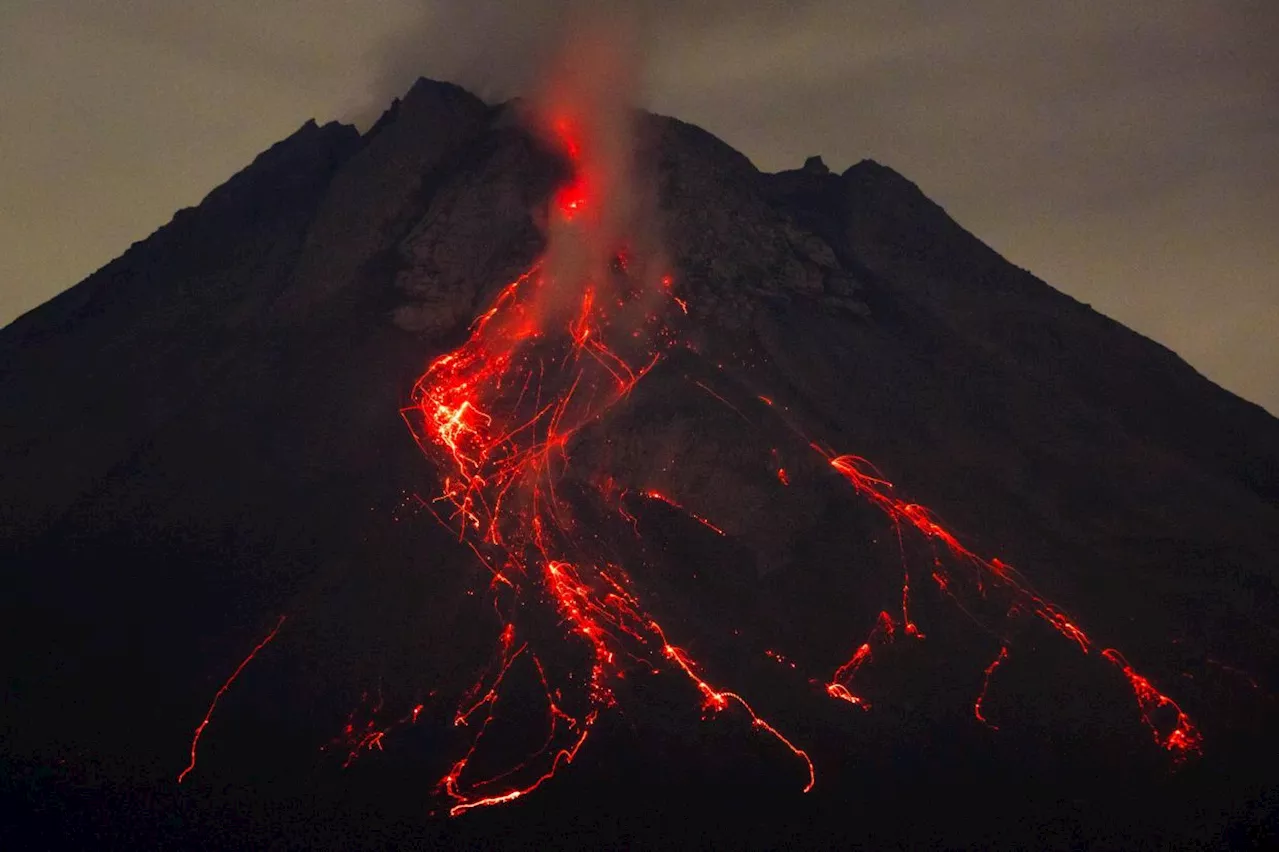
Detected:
[{"left": 1, "top": 78, "right": 1274, "bottom": 849}]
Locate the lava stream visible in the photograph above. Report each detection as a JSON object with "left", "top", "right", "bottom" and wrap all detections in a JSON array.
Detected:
[
  {"left": 384, "top": 103, "right": 1202, "bottom": 817},
  {"left": 815, "top": 447, "right": 1200, "bottom": 758},
  {"left": 398, "top": 114, "right": 813, "bottom": 816},
  {"left": 178, "top": 615, "right": 286, "bottom": 783}
]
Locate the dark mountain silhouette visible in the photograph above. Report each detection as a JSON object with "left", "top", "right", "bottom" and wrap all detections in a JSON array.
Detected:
[{"left": 1, "top": 78, "right": 1274, "bottom": 849}]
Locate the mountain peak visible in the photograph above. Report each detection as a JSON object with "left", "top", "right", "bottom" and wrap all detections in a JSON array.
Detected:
[{"left": 801, "top": 154, "right": 830, "bottom": 175}]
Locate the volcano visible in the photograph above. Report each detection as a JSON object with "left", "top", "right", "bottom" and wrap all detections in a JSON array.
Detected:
[{"left": 1, "top": 78, "right": 1274, "bottom": 849}]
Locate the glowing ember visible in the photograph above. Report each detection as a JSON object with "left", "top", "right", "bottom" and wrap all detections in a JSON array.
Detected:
[
  {"left": 639, "top": 489, "right": 726, "bottom": 536},
  {"left": 825, "top": 610, "right": 894, "bottom": 709}
]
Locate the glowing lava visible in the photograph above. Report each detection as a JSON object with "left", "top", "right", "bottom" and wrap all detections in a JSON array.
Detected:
[
  {"left": 399, "top": 113, "right": 813, "bottom": 817},
  {"left": 974, "top": 646, "right": 1010, "bottom": 730},
  {"left": 813, "top": 447, "right": 1200, "bottom": 758},
  {"left": 376, "top": 96, "right": 1203, "bottom": 816},
  {"left": 178, "top": 615, "right": 286, "bottom": 783}
]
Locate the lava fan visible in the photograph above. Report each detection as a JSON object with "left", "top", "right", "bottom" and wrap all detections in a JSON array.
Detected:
[{"left": 381, "top": 100, "right": 1201, "bottom": 816}]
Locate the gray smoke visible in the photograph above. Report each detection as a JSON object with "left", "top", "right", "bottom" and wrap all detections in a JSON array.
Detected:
[{"left": 344, "top": 0, "right": 808, "bottom": 124}]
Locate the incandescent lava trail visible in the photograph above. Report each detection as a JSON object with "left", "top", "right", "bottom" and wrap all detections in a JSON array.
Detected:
[
  {"left": 389, "top": 97, "right": 1201, "bottom": 814},
  {"left": 377, "top": 47, "right": 1202, "bottom": 815},
  {"left": 813, "top": 448, "right": 1200, "bottom": 759},
  {"left": 400, "top": 91, "right": 813, "bottom": 816},
  {"left": 178, "top": 615, "right": 287, "bottom": 783}
]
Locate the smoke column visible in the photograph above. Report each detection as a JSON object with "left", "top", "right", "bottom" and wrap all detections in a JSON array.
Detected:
[{"left": 524, "top": 18, "right": 668, "bottom": 329}]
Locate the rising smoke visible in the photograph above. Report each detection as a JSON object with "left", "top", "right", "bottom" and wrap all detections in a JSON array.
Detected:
[
  {"left": 524, "top": 18, "right": 668, "bottom": 328},
  {"left": 348, "top": 1, "right": 799, "bottom": 124}
]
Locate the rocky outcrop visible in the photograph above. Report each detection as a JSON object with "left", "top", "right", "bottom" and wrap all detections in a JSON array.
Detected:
[
  {"left": 274, "top": 79, "right": 490, "bottom": 319},
  {"left": 643, "top": 115, "right": 865, "bottom": 330},
  {"left": 389, "top": 122, "right": 559, "bottom": 335}
]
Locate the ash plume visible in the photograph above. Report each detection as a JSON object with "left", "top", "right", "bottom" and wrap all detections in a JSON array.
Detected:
[
  {"left": 346, "top": 1, "right": 803, "bottom": 125},
  {"left": 524, "top": 19, "right": 668, "bottom": 326}
]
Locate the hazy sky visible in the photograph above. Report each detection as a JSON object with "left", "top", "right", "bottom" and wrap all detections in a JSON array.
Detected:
[{"left": 2, "top": 1, "right": 1274, "bottom": 411}]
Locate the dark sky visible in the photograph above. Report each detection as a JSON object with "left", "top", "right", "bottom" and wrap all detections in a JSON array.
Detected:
[{"left": 2, "top": 1, "right": 1274, "bottom": 411}]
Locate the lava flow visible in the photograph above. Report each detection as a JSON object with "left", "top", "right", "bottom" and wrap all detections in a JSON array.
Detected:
[
  {"left": 812, "top": 448, "right": 1200, "bottom": 759},
  {"left": 400, "top": 110, "right": 813, "bottom": 817},
  {"left": 178, "top": 615, "right": 286, "bottom": 783},
  {"left": 387, "top": 89, "right": 1202, "bottom": 815}
]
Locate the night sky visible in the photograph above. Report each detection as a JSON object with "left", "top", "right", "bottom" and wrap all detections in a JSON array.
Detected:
[{"left": 2, "top": 1, "right": 1274, "bottom": 411}]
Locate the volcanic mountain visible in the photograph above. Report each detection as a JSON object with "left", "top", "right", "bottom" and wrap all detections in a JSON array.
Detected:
[{"left": 1, "top": 78, "right": 1274, "bottom": 849}]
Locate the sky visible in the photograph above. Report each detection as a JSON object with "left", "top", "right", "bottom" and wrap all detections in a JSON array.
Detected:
[{"left": 1, "top": 1, "right": 1274, "bottom": 412}]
